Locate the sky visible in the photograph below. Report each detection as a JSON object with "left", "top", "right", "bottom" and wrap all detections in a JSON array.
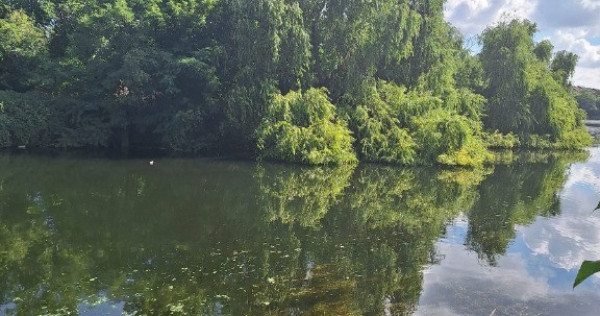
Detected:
[
  {"left": 444, "top": 0, "right": 600, "bottom": 89},
  {"left": 414, "top": 147, "right": 600, "bottom": 315}
]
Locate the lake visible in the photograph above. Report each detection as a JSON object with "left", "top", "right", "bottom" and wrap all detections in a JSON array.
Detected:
[{"left": 1, "top": 148, "right": 600, "bottom": 315}]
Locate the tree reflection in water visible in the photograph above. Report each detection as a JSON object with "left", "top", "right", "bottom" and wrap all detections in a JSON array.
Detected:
[
  {"left": 0, "top": 151, "right": 585, "bottom": 315},
  {"left": 465, "top": 151, "right": 587, "bottom": 266}
]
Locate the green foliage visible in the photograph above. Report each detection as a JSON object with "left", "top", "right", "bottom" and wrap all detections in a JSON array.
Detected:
[
  {"left": 454, "top": 52, "right": 486, "bottom": 94},
  {"left": 402, "top": 2, "right": 461, "bottom": 95},
  {"left": 50, "top": 98, "right": 112, "bottom": 148},
  {"left": 479, "top": 19, "right": 538, "bottom": 135},
  {"left": 575, "top": 87, "right": 600, "bottom": 119},
  {"left": 526, "top": 68, "right": 592, "bottom": 148},
  {"left": 521, "top": 134, "right": 553, "bottom": 149},
  {"left": 0, "top": 9, "right": 46, "bottom": 59},
  {"left": 0, "top": 101, "right": 7, "bottom": 146},
  {"left": 300, "top": 0, "right": 422, "bottom": 97},
  {"left": 483, "top": 131, "right": 521, "bottom": 149},
  {"left": 341, "top": 80, "right": 489, "bottom": 167},
  {"left": 0, "top": 9, "right": 47, "bottom": 91},
  {"left": 528, "top": 70, "right": 591, "bottom": 146},
  {"left": 0, "top": 3, "right": 592, "bottom": 163},
  {"left": 551, "top": 50, "right": 578, "bottom": 87},
  {"left": 412, "top": 109, "right": 492, "bottom": 167},
  {"left": 345, "top": 82, "right": 417, "bottom": 165},
  {"left": 214, "top": 0, "right": 311, "bottom": 151},
  {"left": 574, "top": 261, "right": 600, "bottom": 288},
  {"left": 479, "top": 19, "right": 591, "bottom": 149},
  {"left": 163, "top": 51, "right": 222, "bottom": 153},
  {"left": 534, "top": 39, "right": 554, "bottom": 63},
  {"left": 520, "top": 131, "right": 592, "bottom": 150},
  {"left": 381, "top": 83, "right": 444, "bottom": 127},
  {"left": 444, "top": 88, "right": 487, "bottom": 121},
  {"left": 385, "top": 85, "right": 488, "bottom": 166},
  {"left": 164, "top": 109, "right": 218, "bottom": 153},
  {"left": 256, "top": 88, "right": 357, "bottom": 165},
  {"left": 0, "top": 90, "right": 51, "bottom": 147},
  {"left": 551, "top": 128, "right": 594, "bottom": 149}
]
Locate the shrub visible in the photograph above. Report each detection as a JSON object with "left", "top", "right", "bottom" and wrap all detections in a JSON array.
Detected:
[
  {"left": 521, "top": 132, "right": 592, "bottom": 150},
  {"left": 444, "top": 88, "right": 487, "bottom": 121},
  {"left": 412, "top": 109, "right": 492, "bottom": 167},
  {"left": 551, "top": 128, "right": 593, "bottom": 149},
  {"left": 256, "top": 88, "right": 357, "bottom": 165},
  {"left": 378, "top": 82, "right": 443, "bottom": 127},
  {"left": 349, "top": 85, "right": 417, "bottom": 165},
  {"left": 345, "top": 80, "right": 491, "bottom": 167},
  {"left": 50, "top": 98, "right": 112, "bottom": 148},
  {"left": 521, "top": 134, "right": 553, "bottom": 149},
  {"left": 484, "top": 131, "right": 521, "bottom": 149},
  {"left": 0, "top": 90, "right": 51, "bottom": 147},
  {"left": 164, "top": 108, "right": 220, "bottom": 153}
]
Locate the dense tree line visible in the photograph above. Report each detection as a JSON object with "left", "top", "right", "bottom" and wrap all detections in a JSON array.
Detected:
[
  {"left": 574, "top": 86, "right": 600, "bottom": 119},
  {"left": 0, "top": 0, "right": 592, "bottom": 165}
]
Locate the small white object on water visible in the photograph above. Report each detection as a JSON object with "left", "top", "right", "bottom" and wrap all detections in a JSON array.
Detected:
[{"left": 149, "top": 160, "right": 154, "bottom": 166}]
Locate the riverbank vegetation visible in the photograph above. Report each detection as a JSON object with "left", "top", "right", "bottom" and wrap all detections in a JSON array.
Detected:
[
  {"left": 0, "top": 1, "right": 592, "bottom": 166},
  {"left": 574, "top": 86, "right": 600, "bottom": 119}
]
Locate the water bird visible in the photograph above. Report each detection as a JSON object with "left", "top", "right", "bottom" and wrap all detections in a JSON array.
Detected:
[{"left": 149, "top": 160, "right": 154, "bottom": 166}]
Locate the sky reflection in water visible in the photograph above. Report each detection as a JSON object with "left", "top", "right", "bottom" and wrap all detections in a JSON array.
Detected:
[{"left": 417, "top": 148, "right": 600, "bottom": 316}]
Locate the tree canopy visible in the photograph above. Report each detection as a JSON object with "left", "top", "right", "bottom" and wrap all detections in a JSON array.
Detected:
[
  {"left": 0, "top": 1, "right": 592, "bottom": 165},
  {"left": 575, "top": 87, "right": 600, "bottom": 119}
]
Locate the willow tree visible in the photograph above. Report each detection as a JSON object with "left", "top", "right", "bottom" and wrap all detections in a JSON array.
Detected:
[
  {"left": 479, "top": 19, "right": 591, "bottom": 148},
  {"left": 212, "top": 0, "right": 311, "bottom": 152},
  {"left": 297, "top": 0, "right": 422, "bottom": 98},
  {"left": 479, "top": 20, "right": 537, "bottom": 135},
  {"left": 401, "top": 0, "right": 463, "bottom": 95},
  {"left": 256, "top": 88, "right": 356, "bottom": 165},
  {"left": 534, "top": 39, "right": 553, "bottom": 63},
  {"left": 551, "top": 50, "right": 578, "bottom": 88}
]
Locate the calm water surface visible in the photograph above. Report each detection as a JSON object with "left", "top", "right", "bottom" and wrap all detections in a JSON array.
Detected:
[{"left": 1, "top": 148, "right": 600, "bottom": 315}]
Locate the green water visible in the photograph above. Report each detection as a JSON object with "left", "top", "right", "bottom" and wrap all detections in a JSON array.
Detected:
[{"left": 0, "top": 150, "right": 599, "bottom": 315}]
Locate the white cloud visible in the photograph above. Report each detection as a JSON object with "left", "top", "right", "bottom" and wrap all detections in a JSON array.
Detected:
[
  {"left": 445, "top": 0, "right": 600, "bottom": 89},
  {"left": 549, "top": 30, "right": 600, "bottom": 88},
  {"left": 414, "top": 149, "right": 600, "bottom": 314},
  {"left": 523, "top": 216, "right": 600, "bottom": 271},
  {"left": 444, "top": 0, "right": 535, "bottom": 38},
  {"left": 574, "top": 67, "right": 600, "bottom": 89},
  {"left": 551, "top": 30, "right": 600, "bottom": 88},
  {"left": 563, "top": 160, "right": 600, "bottom": 192},
  {"left": 415, "top": 242, "right": 600, "bottom": 316},
  {"left": 523, "top": 149, "right": 600, "bottom": 272},
  {"left": 582, "top": 0, "right": 600, "bottom": 9},
  {"left": 532, "top": 0, "right": 600, "bottom": 29},
  {"left": 552, "top": 31, "right": 600, "bottom": 68}
]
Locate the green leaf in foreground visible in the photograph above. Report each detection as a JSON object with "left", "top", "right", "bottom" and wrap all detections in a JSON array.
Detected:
[{"left": 573, "top": 260, "right": 600, "bottom": 288}]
